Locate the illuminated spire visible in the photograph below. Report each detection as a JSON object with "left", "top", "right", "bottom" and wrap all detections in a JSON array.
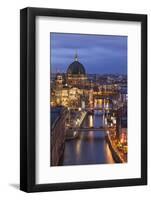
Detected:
[{"left": 74, "top": 50, "right": 78, "bottom": 61}]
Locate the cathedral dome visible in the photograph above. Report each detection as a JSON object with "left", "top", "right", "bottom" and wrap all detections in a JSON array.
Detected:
[
  {"left": 67, "top": 52, "right": 86, "bottom": 75},
  {"left": 67, "top": 61, "right": 86, "bottom": 75}
]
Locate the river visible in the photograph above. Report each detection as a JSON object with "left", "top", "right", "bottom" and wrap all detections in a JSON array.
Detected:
[{"left": 62, "top": 112, "right": 115, "bottom": 166}]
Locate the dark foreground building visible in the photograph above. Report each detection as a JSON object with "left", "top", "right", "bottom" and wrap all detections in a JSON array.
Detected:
[{"left": 51, "top": 107, "right": 67, "bottom": 166}]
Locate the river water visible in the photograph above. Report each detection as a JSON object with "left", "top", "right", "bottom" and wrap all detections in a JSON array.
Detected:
[{"left": 62, "top": 112, "right": 115, "bottom": 166}]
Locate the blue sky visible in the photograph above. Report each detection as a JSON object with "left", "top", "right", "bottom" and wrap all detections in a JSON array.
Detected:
[{"left": 50, "top": 33, "right": 127, "bottom": 74}]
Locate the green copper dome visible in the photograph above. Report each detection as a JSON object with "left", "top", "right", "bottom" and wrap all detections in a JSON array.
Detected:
[
  {"left": 67, "top": 61, "right": 86, "bottom": 75},
  {"left": 67, "top": 52, "right": 86, "bottom": 75}
]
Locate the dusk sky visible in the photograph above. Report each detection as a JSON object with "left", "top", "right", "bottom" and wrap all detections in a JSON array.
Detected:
[{"left": 50, "top": 33, "right": 127, "bottom": 74}]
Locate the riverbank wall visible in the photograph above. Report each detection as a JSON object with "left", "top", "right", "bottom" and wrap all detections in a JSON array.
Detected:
[
  {"left": 79, "top": 111, "right": 87, "bottom": 127},
  {"left": 105, "top": 134, "right": 124, "bottom": 163},
  {"left": 65, "top": 111, "right": 87, "bottom": 140}
]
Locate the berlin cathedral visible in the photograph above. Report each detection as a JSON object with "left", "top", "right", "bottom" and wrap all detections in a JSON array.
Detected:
[
  {"left": 66, "top": 52, "right": 87, "bottom": 86},
  {"left": 51, "top": 52, "right": 94, "bottom": 108}
]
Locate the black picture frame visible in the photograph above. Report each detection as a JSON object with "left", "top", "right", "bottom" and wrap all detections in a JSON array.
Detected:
[{"left": 20, "top": 7, "right": 147, "bottom": 192}]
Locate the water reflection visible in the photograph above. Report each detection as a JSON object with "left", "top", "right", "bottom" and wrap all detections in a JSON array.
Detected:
[
  {"left": 62, "top": 113, "right": 115, "bottom": 166},
  {"left": 94, "top": 98, "right": 112, "bottom": 110},
  {"left": 89, "top": 115, "right": 94, "bottom": 128}
]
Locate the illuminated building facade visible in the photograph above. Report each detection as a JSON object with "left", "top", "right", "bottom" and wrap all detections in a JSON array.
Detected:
[{"left": 51, "top": 52, "right": 90, "bottom": 108}]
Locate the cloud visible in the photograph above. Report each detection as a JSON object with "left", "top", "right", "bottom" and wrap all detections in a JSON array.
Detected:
[{"left": 50, "top": 33, "right": 127, "bottom": 74}]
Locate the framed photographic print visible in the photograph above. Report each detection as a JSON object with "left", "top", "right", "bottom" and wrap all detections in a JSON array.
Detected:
[{"left": 20, "top": 7, "right": 147, "bottom": 192}]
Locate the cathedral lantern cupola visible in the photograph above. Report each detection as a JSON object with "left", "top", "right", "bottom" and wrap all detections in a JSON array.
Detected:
[{"left": 74, "top": 50, "right": 78, "bottom": 61}]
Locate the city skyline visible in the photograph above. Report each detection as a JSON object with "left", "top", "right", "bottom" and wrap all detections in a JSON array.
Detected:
[
  {"left": 50, "top": 32, "right": 128, "bottom": 166},
  {"left": 50, "top": 33, "right": 127, "bottom": 75}
]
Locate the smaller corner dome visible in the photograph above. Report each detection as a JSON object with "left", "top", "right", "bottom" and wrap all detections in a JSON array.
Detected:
[{"left": 55, "top": 72, "right": 62, "bottom": 78}]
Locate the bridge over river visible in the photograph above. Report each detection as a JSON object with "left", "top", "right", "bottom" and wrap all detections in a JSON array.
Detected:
[
  {"left": 69, "top": 127, "right": 106, "bottom": 132},
  {"left": 60, "top": 112, "right": 115, "bottom": 166}
]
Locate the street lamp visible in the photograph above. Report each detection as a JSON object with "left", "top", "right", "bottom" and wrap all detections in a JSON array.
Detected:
[{"left": 78, "top": 107, "right": 82, "bottom": 111}]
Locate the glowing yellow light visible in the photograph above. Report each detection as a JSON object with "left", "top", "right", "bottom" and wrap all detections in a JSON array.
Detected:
[
  {"left": 89, "top": 115, "right": 94, "bottom": 128},
  {"left": 113, "top": 119, "right": 116, "bottom": 124}
]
